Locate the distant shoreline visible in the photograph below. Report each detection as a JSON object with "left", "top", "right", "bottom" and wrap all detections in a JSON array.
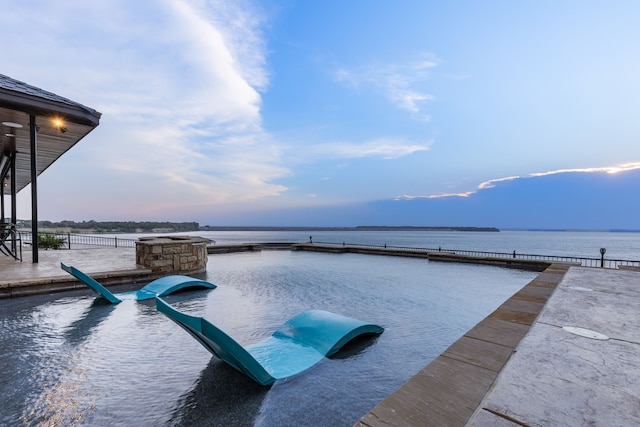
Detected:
[
  {"left": 16, "top": 220, "right": 640, "bottom": 234},
  {"left": 199, "top": 226, "right": 500, "bottom": 232}
]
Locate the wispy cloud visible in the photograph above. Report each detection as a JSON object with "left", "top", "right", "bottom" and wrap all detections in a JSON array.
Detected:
[
  {"left": 398, "top": 191, "right": 475, "bottom": 200},
  {"left": 311, "top": 138, "right": 432, "bottom": 160},
  {"left": 398, "top": 162, "right": 640, "bottom": 200},
  {"left": 477, "top": 176, "right": 521, "bottom": 190},
  {"left": 334, "top": 54, "right": 438, "bottom": 121},
  {"left": 529, "top": 162, "right": 640, "bottom": 177}
]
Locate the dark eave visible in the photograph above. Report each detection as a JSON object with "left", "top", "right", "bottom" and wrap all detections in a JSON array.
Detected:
[{"left": 0, "top": 74, "right": 102, "bottom": 193}]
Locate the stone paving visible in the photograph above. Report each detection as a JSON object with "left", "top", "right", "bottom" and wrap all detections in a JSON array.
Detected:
[
  {"left": 0, "top": 247, "right": 138, "bottom": 280},
  {"left": 0, "top": 247, "right": 149, "bottom": 298},
  {"left": 467, "top": 266, "right": 640, "bottom": 426}
]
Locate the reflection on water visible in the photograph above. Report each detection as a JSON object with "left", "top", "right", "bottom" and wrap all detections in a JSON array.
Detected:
[
  {"left": 64, "top": 299, "right": 116, "bottom": 344},
  {"left": 168, "top": 359, "right": 268, "bottom": 427},
  {"left": 0, "top": 251, "right": 536, "bottom": 426}
]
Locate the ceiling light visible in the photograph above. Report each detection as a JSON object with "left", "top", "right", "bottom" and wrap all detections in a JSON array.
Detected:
[
  {"left": 52, "top": 118, "right": 67, "bottom": 133},
  {"left": 2, "top": 121, "right": 23, "bottom": 128}
]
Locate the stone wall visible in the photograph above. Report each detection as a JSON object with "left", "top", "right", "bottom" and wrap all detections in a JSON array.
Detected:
[{"left": 136, "top": 236, "right": 208, "bottom": 274}]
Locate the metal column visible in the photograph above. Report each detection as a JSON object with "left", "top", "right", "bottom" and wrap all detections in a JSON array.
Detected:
[
  {"left": 30, "top": 114, "right": 39, "bottom": 263},
  {"left": 10, "top": 151, "right": 17, "bottom": 224}
]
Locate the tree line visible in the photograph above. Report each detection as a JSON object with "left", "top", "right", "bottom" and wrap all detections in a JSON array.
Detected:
[{"left": 18, "top": 220, "right": 200, "bottom": 233}]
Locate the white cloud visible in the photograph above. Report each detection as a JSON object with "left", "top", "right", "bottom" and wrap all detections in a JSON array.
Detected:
[
  {"left": 3, "top": 0, "right": 289, "bottom": 217},
  {"left": 335, "top": 53, "right": 438, "bottom": 120}
]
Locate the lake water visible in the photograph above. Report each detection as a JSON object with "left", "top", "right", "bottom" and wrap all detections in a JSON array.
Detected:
[
  {"left": 1, "top": 230, "right": 638, "bottom": 426},
  {"left": 155, "top": 229, "right": 640, "bottom": 261}
]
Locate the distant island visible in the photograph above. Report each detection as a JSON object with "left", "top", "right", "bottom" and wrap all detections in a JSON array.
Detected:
[{"left": 17, "top": 221, "right": 499, "bottom": 233}]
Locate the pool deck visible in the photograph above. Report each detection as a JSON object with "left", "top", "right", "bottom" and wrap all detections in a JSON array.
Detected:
[
  {"left": 357, "top": 263, "right": 640, "bottom": 426},
  {"left": 0, "top": 247, "right": 154, "bottom": 298},
  {"left": 2, "top": 248, "right": 640, "bottom": 426}
]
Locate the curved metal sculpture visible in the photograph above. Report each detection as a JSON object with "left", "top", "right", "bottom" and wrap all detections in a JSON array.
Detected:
[
  {"left": 156, "top": 297, "right": 384, "bottom": 385},
  {"left": 60, "top": 262, "right": 216, "bottom": 303}
]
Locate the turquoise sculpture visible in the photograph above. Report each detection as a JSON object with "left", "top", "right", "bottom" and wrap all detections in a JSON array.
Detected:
[
  {"left": 60, "top": 262, "right": 216, "bottom": 303},
  {"left": 156, "top": 297, "right": 384, "bottom": 385}
]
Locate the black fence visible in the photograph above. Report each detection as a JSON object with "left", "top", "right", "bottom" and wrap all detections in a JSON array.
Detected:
[
  {"left": 20, "top": 232, "right": 137, "bottom": 249},
  {"left": 310, "top": 240, "right": 640, "bottom": 269}
]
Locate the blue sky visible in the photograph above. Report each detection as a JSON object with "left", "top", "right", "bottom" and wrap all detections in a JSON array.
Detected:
[{"left": 3, "top": 0, "right": 640, "bottom": 228}]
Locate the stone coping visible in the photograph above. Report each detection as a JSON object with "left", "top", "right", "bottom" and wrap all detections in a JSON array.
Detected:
[
  {"left": 136, "top": 235, "right": 209, "bottom": 243},
  {"left": 0, "top": 268, "right": 155, "bottom": 298}
]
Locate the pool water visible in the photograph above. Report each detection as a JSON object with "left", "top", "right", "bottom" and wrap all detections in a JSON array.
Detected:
[{"left": 0, "top": 251, "right": 536, "bottom": 426}]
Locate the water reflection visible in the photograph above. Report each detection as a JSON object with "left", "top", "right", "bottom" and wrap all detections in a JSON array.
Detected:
[
  {"left": 329, "top": 332, "right": 382, "bottom": 361},
  {"left": 167, "top": 359, "right": 268, "bottom": 427},
  {"left": 63, "top": 298, "right": 116, "bottom": 344}
]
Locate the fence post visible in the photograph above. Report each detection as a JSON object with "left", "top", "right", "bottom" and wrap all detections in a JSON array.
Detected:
[
  {"left": 67, "top": 233, "right": 71, "bottom": 249},
  {"left": 115, "top": 237, "right": 118, "bottom": 248},
  {"left": 600, "top": 248, "right": 606, "bottom": 268}
]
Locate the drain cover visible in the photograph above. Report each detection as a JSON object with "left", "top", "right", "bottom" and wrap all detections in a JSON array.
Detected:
[{"left": 562, "top": 326, "right": 609, "bottom": 340}]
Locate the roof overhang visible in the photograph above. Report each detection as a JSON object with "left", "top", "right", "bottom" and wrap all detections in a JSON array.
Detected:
[{"left": 0, "top": 74, "right": 102, "bottom": 193}]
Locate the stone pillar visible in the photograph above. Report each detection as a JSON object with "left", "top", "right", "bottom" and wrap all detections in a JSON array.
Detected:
[{"left": 135, "top": 236, "right": 208, "bottom": 274}]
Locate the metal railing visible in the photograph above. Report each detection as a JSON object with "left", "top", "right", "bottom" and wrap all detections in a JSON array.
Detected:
[
  {"left": 19, "top": 232, "right": 137, "bottom": 249},
  {"left": 310, "top": 240, "right": 640, "bottom": 269},
  {"left": 1, "top": 222, "right": 22, "bottom": 261},
  {"left": 12, "top": 232, "right": 640, "bottom": 269}
]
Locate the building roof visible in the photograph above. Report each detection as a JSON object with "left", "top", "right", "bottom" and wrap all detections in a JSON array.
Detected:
[{"left": 0, "top": 73, "right": 102, "bottom": 193}]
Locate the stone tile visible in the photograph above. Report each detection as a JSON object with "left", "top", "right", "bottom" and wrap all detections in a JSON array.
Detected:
[
  {"left": 511, "top": 284, "right": 554, "bottom": 303},
  {"left": 560, "top": 266, "right": 640, "bottom": 298},
  {"left": 465, "top": 317, "right": 530, "bottom": 348},
  {"left": 488, "top": 308, "right": 537, "bottom": 325},
  {"left": 498, "top": 298, "right": 545, "bottom": 315},
  {"left": 443, "top": 336, "right": 514, "bottom": 373},
  {"left": 530, "top": 266, "right": 571, "bottom": 288},
  {"left": 470, "top": 322, "right": 640, "bottom": 427},
  {"left": 359, "top": 356, "right": 497, "bottom": 427},
  {"left": 539, "top": 285, "right": 640, "bottom": 343}
]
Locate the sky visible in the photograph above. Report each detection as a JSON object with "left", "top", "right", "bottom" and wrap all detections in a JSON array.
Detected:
[{"left": 2, "top": 0, "right": 640, "bottom": 229}]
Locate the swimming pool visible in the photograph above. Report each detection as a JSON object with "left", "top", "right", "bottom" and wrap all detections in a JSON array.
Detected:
[{"left": 0, "top": 251, "right": 536, "bottom": 426}]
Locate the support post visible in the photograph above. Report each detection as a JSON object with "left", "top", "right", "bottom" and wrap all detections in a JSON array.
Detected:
[
  {"left": 11, "top": 151, "right": 17, "bottom": 224},
  {"left": 1, "top": 177, "right": 4, "bottom": 219},
  {"left": 30, "top": 115, "right": 39, "bottom": 263}
]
